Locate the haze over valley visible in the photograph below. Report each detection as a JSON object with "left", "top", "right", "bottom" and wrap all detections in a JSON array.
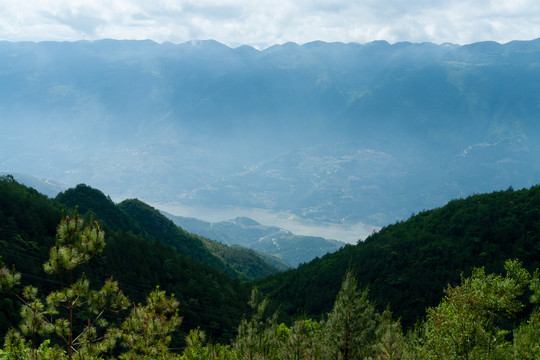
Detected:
[
  {"left": 2, "top": 39, "right": 540, "bottom": 243},
  {"left": 4, "top": 0, "right": 540, "bottom": 357}
]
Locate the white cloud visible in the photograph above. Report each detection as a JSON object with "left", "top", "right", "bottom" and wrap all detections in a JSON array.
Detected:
[{"left": 0, "top": 0, "right": 539, "bottom": 46}]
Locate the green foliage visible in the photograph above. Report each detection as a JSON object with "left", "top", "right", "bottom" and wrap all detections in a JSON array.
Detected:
[
  {"left": 226, "top": 273, "right": 402, "bottom": 360},
  {"left": 0, "top": 175, "right": 61, "bottom": 293},
  {"left": 101, "top": 228, "right": 248, "bottom": 342},
  {"left": 233, "top": 288, "right": 279, "bottom": 359},
  {"left": 0, "top": 264, "right": 21, "bottom": 293},
  {"left": 5, "top": 251, "right": 537, "bottom": 360},
  {"left": 181, "top": 328, "right": 238, "bottom": 360},
  {"left": 511, "top": 270, "right": 540, "bottom": 359},
  {"left": 1, "top": 211, "right": 185, "bottom": 360},
  {"left": 257, "top": 186, "right": 540, "bottom": 328},
  {"left": 55, "top": 185, "right": 136, "bottom": 232},
  {"left": 408, "top": 260, "right": 531, "bottom": 360},
  {"left": 374, "top": 308, "right": 405, "bottom": 360},
  {"left": 118, "top": 198, "right": 280, "bottom": 280},
  {"left": 199, "top": 237, "right": 281, "bottom": 280},
  {"left": 217, "top": 263, "right": 539, "bottom": 360},
  {"left": 181, "top": 328, "right": 211, "bottom": 360},
  {"left": 323, "top": 271, "right": 378, "bottom": 359},
  {"left": 4, "top": 177, "right": 540, "bottom": 359},
  {"left": 0, "top": 179, "right": 251, "bottom": 342},
  {"left": 513, "top": 313, "right": 540, "bottom": 360},
  {"left": 118, "top": 200, "right": 216, "bottom": 264},
  {"left": 1, "top": 211, "right": 129, "bottom": 359},
  {"left": 44, "top": 210, "right": 105, "bottom": 274},
  {"left": 0, "top": 335, "right": 67, "bottom": 359},
  {"left": 120, "top": 287, "right": 182, "bottom": 359},
  {"left": 274, "top": 318, "right": 324, "bottom": 360}
]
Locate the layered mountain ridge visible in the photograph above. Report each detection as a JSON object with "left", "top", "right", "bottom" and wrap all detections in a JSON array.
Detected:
[
  {"left": 1, "top": 39, "right": 540, "bottom": 240},
  {"left": 164, "top": 214, "right": 344, "bottom": 267}
]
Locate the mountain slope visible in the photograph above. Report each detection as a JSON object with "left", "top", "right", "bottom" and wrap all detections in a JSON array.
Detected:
[
  {"left": 0, "top": 172, "right": 67, "bottom": 198},
  {"left": 0, "top": 176, "right": 251, "bottom": 342},
  {"left": 119, "top": 199, "right": 281, "bottom": 279},
  {"left": 165, "top": 214, "right": 344, "bottom": 267},
  {"left": 257, "top": 185, "right": 540, "bottom": 328},
  {"left": 55, "top": 185, "right": 280, "bottom": 280},
  {"left": 2, "top": 39, "right": 540, "bottom": 238},
  {"left": 55, "top": 184, "right": 140, "bottom": 232},
  {"left": 198, "top": 237, "right": 288, "bottom": 278}
]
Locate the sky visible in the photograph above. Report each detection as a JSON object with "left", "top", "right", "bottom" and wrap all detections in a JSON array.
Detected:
[{"left": 1, "top": 0, "right": 540, "bottom": 48}]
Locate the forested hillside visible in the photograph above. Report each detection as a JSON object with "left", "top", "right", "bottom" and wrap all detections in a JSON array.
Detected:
[
  {"left": 55, "top": 184, "right": 281, "bottom": 280},
  {"left": 257, "top": 185, "right": 540, "bottom": 327},
  {"left": 166, "top": 214, "right": 343, "bottom": 267},
  {"left": 0, "top": 176, "right": 274, "bottom": 343},
  {"left": 3, "top": 40, "right": 540, "bottom": 237},
  {"left": 2, "top": 175, "right": 540, "bottom": 358},
  {"left": 118, "top": 198, "right": 281, "bottom": 279}
]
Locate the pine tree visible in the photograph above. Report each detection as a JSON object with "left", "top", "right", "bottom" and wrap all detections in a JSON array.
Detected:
[
  {"left": 373, "top": 308, "right": 404, "bottom": 360},
  {"left": 323, "top": 271, "right": 379, "bottom": 360},
  {"left": 233, "top": 288, "right": 278, "bottom": 359},
  {"left": 0, "top": 210, "right": 182, "bottom": 359},
  {"left": 279, "top": 318, "right": 323, "bottom": 360},
  {"left": 120, "top": 287, "right": 182, "bottom": 359}
]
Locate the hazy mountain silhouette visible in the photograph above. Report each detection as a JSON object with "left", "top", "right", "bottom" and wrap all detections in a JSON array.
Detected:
[
  {"left": 164, "top": 214, "right": 344, "bottom": 267},
  {"left": 1, "top": 39, "right": 539, "bottom": 240}
]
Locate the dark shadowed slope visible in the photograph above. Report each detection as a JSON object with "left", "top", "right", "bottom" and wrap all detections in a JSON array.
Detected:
[{"left": 257, "top": 185, "right": 540, "bottom": 328}]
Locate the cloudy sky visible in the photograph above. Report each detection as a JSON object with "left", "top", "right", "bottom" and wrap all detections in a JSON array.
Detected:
[{"left": 1, "top": 0, "right": 540, "bottom": 48}]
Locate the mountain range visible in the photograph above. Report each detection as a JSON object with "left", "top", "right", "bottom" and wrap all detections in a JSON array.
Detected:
[
  {"left": 0, "top": 176, "right": 258, "bottom": 341},
  {"left": 164, "top": 214, "right": 344, "bottom": 267},
  {"left": 2, "top": 172, "right": 540, "bottom": 356},
  {"left": 257, "top": 185, "right": 540, "bottom": 328},
  {"left": 1, "top": 39, "right": 540, "bottom": 241},
  {"left": 0, "top": 172, "right": 343, "bottom": 266}
]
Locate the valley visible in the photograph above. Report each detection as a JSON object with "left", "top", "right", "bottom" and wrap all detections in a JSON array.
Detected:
[
  {"left": 163, "top": 213, "right": 345, "bottom": 267},
  {"left": 2, "top": 39, "right": 540, "bottom": 243},
  {"left": 1, "top": 176, "right": 540, "bottom": 358},
  {"left": 1, "top": 38, "right": 540, "bottom": 358}
]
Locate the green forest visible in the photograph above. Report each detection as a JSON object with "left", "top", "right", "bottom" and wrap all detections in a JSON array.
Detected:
[{"left": 1, "top": 175, "right": 540, "bottom": 359}]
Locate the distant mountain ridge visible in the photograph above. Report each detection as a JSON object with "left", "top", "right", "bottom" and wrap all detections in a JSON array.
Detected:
[
  {"left": 0, "top": 172, "right": 67, "bottom": 198},
  {"left": 2, "top": 39, "right": 540, "bottom": 238},
  {"left": 164, "top": 214, "right": 345, "bottom": 267}
]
